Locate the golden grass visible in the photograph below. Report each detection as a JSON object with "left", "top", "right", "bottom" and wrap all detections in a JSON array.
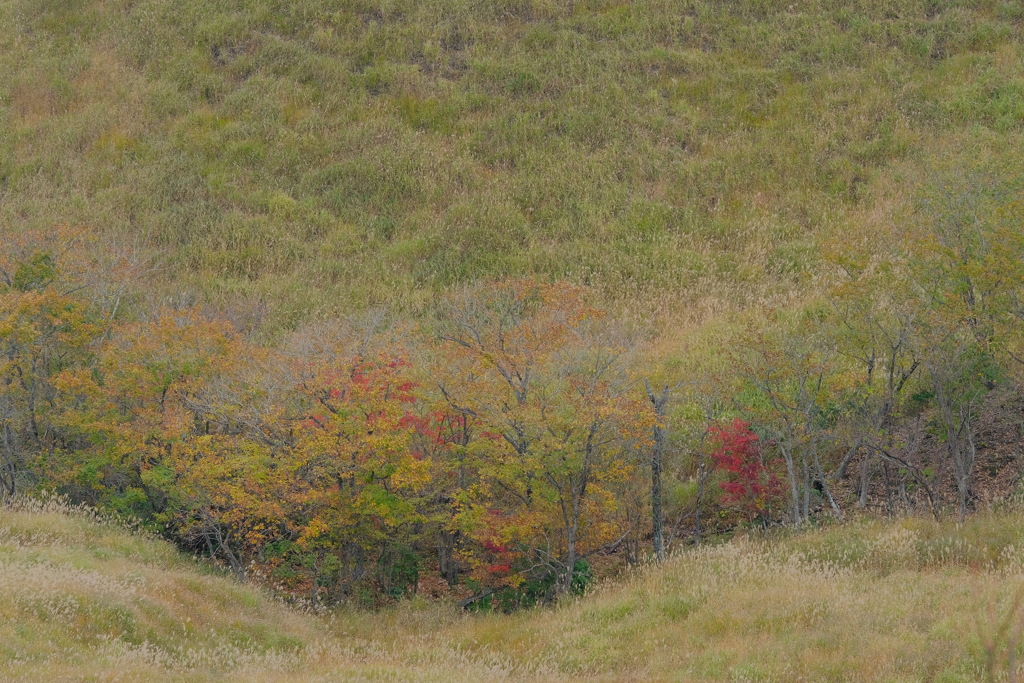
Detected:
[{"left": 6, "top": 495, "right": 1024, "bottom": 680}]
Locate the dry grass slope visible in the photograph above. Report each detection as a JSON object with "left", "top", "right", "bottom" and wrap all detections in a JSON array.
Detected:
[
  {"left": 6, "top": 496, "right": 1024, "bottom": 680},
  {"left": 3, "top": 0, "right": 1024, "bottom": 332},
  {"left": 0, "top": 496, "right": 540, "bottom": 681}
]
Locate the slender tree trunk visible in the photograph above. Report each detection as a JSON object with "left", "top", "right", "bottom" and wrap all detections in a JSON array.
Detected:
[
  {"left": 694, "top": 453, "right": 708, "bottom": 543},
  {"left": 645, "top": 380, "right": 669, "bottom": 562},
  {"left": 882, "top": 460, "right": 894, "bottom": 515},
  {"left": 558, "top": 437, "right": 591, "bottom": 597},
  {"left": 835, "top": 439, "right": 861, "bottom": 481},
  {"left": 557, "top": 494, "right": 579, "bottom": 597},
  {"left": 650, "top": 440, "right": 665, "bottom": 561},
  {"left": 952, "top": 425, "right": 976, "bottom": 522},
  {"left": 859, "top": 454, "right": 871, "bottom": 508},
  {"left": 560, "top": 534, "right": 576, "bottom": 596},
  {"left": 212, "top": 524, "right": 246, "bottom": 581},
  {"left": 931, "top": 367, "right": 978, "bottom": 522},
  {"left": 1, "top": 421, "right": 17, "bottom": 496},
  {"left": 781, "top": 443, "right": 801, "bottom": 526},
  {"left": 438, "top": 529, "right": 458, "bottom": 585},
  {"left": 814, "top": 449, "right": 843, "bottom": 519},
  {"left": 801, "top": 453, "right": 811, "bottom": 522}
]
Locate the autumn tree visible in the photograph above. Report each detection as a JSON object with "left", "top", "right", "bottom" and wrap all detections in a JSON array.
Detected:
[
  {"left": 707, "top": 418, "right": 782, "bottom": 526},
  {"left": 283, "top": 314, "right": 432, "bottom": 601},
  {"left": 730, "top": 316, "right": 844, "bottom": 526},
  {"left": 901, "top": 165, "right": 1018, "bottom": 519},
  {"left": 0, "top": 240, "right": 102, "bottom": 497},
  {"left": 52, "top": 311, "right": 243, "bottom": 523},
  {"left": 434, "top": 281, "right": 653, "bottom": 599},
  {"left": 824, "top": 245, "right": 935, "bottom": 514},
  {"left": 644, "top": 379, "right": 670, "bottom": 561}
]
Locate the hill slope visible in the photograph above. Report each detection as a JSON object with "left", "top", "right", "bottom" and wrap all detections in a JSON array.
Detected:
[
  {"left": 3, "top": 0, "right": 1024, "bottom": 330},
  {"left": 6, "top": 497, "right": 1024, "bottom": 680}
]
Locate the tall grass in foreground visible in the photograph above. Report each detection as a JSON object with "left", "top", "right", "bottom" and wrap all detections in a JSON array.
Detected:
[{"left": 6, "top": 495, "right": 1024, "bottom": 680}]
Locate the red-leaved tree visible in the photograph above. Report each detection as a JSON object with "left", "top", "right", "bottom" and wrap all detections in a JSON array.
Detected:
[{"left": 708, "top": 419, "right": 782, "bottom": 525}]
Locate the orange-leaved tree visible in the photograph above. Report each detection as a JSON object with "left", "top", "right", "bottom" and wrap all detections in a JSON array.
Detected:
[
  {"left": 435, "top": 280, "right": 654, "bottom": 599},
  {"left": 52, "top": 311, "right": 240, "bottom": 523},
  {"left": 287, "top": 348, "right": 431, "bottom": 602},
  {"left": 0, "top": 247, "right": 101, "bottom": 496}
]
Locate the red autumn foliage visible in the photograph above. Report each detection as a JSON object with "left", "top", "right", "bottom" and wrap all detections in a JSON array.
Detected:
[
  {"left": 482, "top": 539, "right": 508, "bottom": 554},
  {"left": 708, "top": 419, "right": 782, "bottom": 524}
]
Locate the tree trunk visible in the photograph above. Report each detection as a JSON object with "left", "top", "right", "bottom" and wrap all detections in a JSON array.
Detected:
[
  {"left": 858, "top": 454, "right": 871, "bottom": 509},
  {"left": 438, "top": 528, "right": 458, "bottom": 585},
  {"left": 559, "top": 531, "right": 577, "bottom": 596},
  {"left": 780, "top": 443, "right": 801, "bottom": 526},
  {"left": 930, "top": 365, "right": 978, "bottom": 522},
  {"left": 814, "top": 450, "right": 843, "bottom": 519},
  {"left": 694, "top": 453, "right": 708, "bottom": 543},
  {"left": 645, "top": 380, "right": 670, "bottom": 562},
  {"left": 801, "top": 452, "right": 811, "bottom": 522}
]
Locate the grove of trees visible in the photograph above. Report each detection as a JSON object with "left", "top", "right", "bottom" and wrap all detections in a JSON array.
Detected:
[{"left": 4, "top": 176, "right": 1024, "bottom": 608}]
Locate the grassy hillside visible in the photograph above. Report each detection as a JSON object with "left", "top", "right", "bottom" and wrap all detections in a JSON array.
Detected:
[
  {"left": 0, "top": 496, "right": 498, "bottom": 681},
  {"left": 3, "top": 0, "right": 1024, "bottom": 331},
  {"left": 7, "top": 496, "right": 1024, "bottom": 680},
  {"left": 7, "top": 3, "right": 1024, "bottom": 680}
]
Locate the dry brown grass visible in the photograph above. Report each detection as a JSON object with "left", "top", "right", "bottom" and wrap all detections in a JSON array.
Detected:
[{"left": 6, "top": 495, "right": 1024, "bottom": 680}]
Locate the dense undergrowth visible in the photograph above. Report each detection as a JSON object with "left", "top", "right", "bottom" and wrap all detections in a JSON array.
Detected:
[{"left": 7, "top": 496, "right": 1024, "bottom": 680}]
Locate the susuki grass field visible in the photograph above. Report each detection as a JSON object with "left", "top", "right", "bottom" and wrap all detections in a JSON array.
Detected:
[
  {"left": 5, "top": 496, "right": 1024, "bottom": 681},
  {"left": 3, "top": 0, "right": 1024, "bottom": 331}
]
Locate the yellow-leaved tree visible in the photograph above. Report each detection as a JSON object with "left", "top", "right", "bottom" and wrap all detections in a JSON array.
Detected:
[{"left": 434, "top": 280, "right": 654, "bottom": 600}]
